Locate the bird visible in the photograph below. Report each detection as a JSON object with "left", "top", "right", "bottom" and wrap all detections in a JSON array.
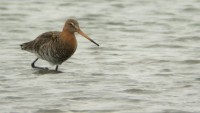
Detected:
[{"left": 20, "top": 18, "right": 99, "bottom": 71}]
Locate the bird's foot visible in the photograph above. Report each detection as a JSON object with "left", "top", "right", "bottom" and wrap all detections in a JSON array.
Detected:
[{"left": 33, "top": 66, "right": 49, "bottom": 70}]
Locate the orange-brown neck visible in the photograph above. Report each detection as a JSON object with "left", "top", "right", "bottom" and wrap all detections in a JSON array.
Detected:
[{"left": 61, "top": 30, "right": 77, "bottom": 51}]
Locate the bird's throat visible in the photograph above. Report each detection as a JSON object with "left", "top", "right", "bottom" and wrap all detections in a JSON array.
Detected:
[{"left": 61, "top": 31, "right": 77, "bottom": 51}]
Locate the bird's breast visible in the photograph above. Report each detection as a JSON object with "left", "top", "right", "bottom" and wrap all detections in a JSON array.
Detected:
[
  {"left": 55, "top": 32, "right": 77, "bottom": 62},
  {"left": 37, "top": 32, "right": 78, "bottom": 65}
]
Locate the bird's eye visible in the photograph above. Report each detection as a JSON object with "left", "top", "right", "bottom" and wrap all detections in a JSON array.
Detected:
[{"left": 69, "top": 22, "right": 74, "bottom": 26}]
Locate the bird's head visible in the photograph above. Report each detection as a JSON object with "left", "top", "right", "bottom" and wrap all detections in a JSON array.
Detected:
[{"left": 64, "top": 18, "right": 99, "bottom": 46}]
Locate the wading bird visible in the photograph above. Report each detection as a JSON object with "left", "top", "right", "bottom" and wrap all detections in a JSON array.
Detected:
[{"left": 20, "top": 18, "right": 99, "bottom": 71}]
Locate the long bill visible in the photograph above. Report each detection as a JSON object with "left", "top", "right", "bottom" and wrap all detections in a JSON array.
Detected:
[{"left": 77, "top": 29, "right": 99, "bottom": 46}]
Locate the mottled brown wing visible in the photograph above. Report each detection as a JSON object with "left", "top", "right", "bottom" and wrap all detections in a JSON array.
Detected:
[
  {"left": 21, "top": 31, "right": 60, "bottom": 53},
  {"left": 33, "top": 31, "right": 60, "bottom": 52}
]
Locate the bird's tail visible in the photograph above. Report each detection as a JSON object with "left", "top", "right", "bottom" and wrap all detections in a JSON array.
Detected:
[{"left": 20, "top": 41, "right": 34, "bottom": 52}]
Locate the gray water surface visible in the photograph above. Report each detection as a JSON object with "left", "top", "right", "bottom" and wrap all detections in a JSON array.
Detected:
[{"left": 0, "top": 0, "right": 200, "bottom": 113}]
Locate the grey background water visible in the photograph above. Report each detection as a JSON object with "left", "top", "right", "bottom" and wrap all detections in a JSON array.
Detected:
[{"left": 0, "top": 0, "right": 200, "bottom": 113}]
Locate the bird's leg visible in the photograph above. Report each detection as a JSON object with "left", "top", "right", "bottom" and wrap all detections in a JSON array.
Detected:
[
  {"left": 31, "top": 58, "right": 39, "bottom": 68},
  {"left": 31, "top": 58, "right": 48, "bottom": 70},
  {"left": 55, "top": 65, "right": 59, "bottom": 71}
]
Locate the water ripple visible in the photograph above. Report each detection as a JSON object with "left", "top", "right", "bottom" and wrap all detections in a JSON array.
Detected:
[{"left": 0, "top": 0, "right": 200, "bottom": 113}]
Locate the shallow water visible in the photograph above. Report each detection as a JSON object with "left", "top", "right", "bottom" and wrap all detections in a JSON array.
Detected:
[{"left": 0, "top": 0, "right": 200, "bottom": 113}]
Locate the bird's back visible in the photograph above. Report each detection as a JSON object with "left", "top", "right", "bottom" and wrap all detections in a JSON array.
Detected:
[{"left": 21, "top": 31, "right": 59, "bottom": 52}]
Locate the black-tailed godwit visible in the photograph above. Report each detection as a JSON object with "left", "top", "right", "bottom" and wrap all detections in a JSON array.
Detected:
[{"left": 20, "top": 18, "right": 99, "bottom": 71}]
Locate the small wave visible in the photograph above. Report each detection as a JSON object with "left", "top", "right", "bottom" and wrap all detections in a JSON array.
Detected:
[
  {"left": 124, "top": 88, "right": 158, "bottom": 94},
  {"left": 9, "top": 29, "right": 27, "bottom": 33},
  {"left": 180, "top": 60, "right": 200, "bottom": 65},
  {"left": 31, "top": 1, "right": 45, "bottom": 5},
  {"left": 111, "top": 3, "right": 125, "bottom": 8},
  {"left": 59, "top": 3, "right": 72, "bottom": 6},
  {"left": 195, "top": 78, "right": 200, "bottom": 81},
  {"left": 146, "top": 44, "right": 185, "bottom": 48},
  {"left": 5, "top": 96, "right": 23, "bottom": 100},
  {"left": 161, "top": 68, "right": 171, "bottom": 72},
  {"left": 154, "top": 73, "right": 174, "bottom": 76},
  {"left": 175, "top": 36, "right": 200, "bottom": 42},
  {"left": 36, "top": 109, "right": 64, "bottom": 113},
  {"left": 165, "top": 17, "right": 190, "bottom": 22},
  {"left": 0, "top": 13, "right": 27, "bottom": 17},
  {"left": 0, "top": 17, "right": 24, "bottom": 22},
  {"left": 163, "top": 109, "right": 193, "bottom": 113},
  {"left": 71, "top": 109, "right": 117, "bottom": 113},
  {"left": 105, "top": 21, "right": 126, "bottom": 26},
  {"left": 0, "top": 7, "right": 7, "bottom": 10},
  {"left": 182, "top": 7, "right": 200, "bottom": 12}
]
